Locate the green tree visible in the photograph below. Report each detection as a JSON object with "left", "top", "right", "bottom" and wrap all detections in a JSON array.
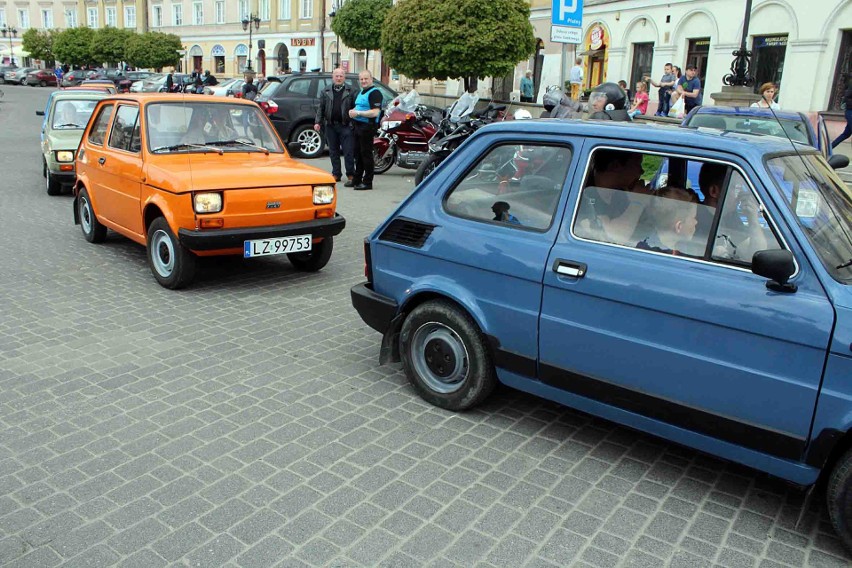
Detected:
[
  {"left": 22, "top": 28, "right": 57, "bottom": 65},
  {"left": 91, "top": 27, "right": 133, "bottom": 66},
  {"left": 381, "top": 0, "right": 535, "bottom": 84},
  {"left": 331, "top": 0, "right": 392, "bottom": 67},
  {"left": 125, "top": 32, "right": 182, "bottom": 70},
  {"left": 53, "top": 27, "right": 95, "bottom": 67}
]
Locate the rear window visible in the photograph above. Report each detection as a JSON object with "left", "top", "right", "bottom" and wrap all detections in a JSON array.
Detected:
[{"left": 260, "top": 81, "right": 279, "bottom": 97}]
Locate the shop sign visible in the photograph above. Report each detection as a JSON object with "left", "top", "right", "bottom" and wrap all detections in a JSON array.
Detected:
[
  {"left": 589, "top": 25, "right": 605, "bottom": 50},
  {"left": 342, "top": 60, "right": 349, "bottom": 73},
  {"left": 754, "top": 35, "right": 787, "bottom": 48},
  {"left": 291, "top": 38, "right": 316, "bottom": 47}
]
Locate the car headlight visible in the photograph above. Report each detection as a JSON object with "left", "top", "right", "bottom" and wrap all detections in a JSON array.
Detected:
[
  {"left": 313, "top": 185, "right": 335, "bottom": 205},
  {"left": 382, "top": 120, "right": 402, "bottom": 131},
  {"left": 194, "top": 192, "right": 223, "bottom": 213},
  {"left": 55, "top": 151, "right": 75, "bottom": 163}
]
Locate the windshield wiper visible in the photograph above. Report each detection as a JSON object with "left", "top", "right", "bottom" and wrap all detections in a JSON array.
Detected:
[
  {"left": 54, "top": 123, "right": 82, "bottom": 128},
  {"left": 205, "top": 139, "right": 269, "bottom": 154},
  {"left": 152, "top": 143, "right": 222, "bottom": 154},
  {"left": 837, "top": 258, "right": 852, "bottom": 270}
]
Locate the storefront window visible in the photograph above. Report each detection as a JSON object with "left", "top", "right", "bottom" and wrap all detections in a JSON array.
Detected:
[
  {"left": 830, "top": 31, "right": 852, "bottom": 111},
  {"left": 752, "top": 35, "right": 787, "bottom": 93},
  {"left": 687, "top": 38, "right": 710, "bottom": 88},
  {"left": 583, "top": 25, "right": 608, "bottom": 91}
]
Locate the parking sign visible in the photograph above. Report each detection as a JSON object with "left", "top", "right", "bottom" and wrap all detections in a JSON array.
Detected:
[{"left": 552, "top": 0, "right": 583, "bottom": 28}]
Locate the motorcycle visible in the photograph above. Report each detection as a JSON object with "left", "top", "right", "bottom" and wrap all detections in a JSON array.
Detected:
[
  {"left": 373, "top": 91, "right": 441, "bottom": 175},
  {"left": 414, "top": 102, "right": 507, "bottom": 185}
]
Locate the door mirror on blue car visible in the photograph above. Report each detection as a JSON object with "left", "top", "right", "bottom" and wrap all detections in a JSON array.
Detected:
[
  {"left": 35, "top": 110, "right": 44, "bottom": 116},
  {"left": 752, "top": 249, "right": 796, "bottom": 293},
  {"left": 828, "top": 154, "right": 849, "bottom": 170}
]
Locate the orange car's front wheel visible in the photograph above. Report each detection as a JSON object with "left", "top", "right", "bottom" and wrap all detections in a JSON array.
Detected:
[{"left": 147, "top": 217, "right": 197, "bottom": 289}]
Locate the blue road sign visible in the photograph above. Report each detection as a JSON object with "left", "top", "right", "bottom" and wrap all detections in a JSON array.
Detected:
[{"left": 552, "top": 0, "right": 583, "bottom": 28}]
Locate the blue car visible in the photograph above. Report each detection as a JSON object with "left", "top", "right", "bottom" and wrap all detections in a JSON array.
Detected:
[{"left": 352, "top": 119, "right": 852, "bottom": 552}]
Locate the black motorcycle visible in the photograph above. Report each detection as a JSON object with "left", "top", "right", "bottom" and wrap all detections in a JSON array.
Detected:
[{"left": 414, "top": 103, "right": 506, "bottom": 185}]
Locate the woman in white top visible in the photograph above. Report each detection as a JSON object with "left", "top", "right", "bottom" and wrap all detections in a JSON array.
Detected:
[{"left": 751, "top": 82, "right": 780, "bottom": 110}]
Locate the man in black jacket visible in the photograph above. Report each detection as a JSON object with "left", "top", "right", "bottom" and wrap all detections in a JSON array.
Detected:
[{"left": 314, "top": 68, "right": 356, "bottom": 183}]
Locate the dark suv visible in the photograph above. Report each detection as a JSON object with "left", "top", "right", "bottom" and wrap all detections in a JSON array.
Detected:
[{"left": 256, "top": 72, "right": 397, "bottom": 158}]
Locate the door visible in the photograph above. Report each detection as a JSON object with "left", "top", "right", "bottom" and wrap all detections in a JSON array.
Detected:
[
  {"left": 829, "top": 31, "right": 852, "bottom": 111},
  {"left": 101, "top": 104, "right": 144, "bottom": 237},
  {"left": 630, "top": 43, "right": 654, "bottom": 93},
  {"left": 539, "top": 143, "right": 834, "bottom": 462},
  {"left": 81, "top": 103, "right": 115, "bottom": 216}
]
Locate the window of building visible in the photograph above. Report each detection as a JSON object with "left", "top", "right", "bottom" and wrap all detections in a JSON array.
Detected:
[
  {"left": 686, "top": 38, "right": 710, "bottom": 90},
  {"left": 124, "top": 6, "right": 136, "bottom": 28},
  {"left": 445, "top": 144, "right": 572, "bottom": 231},
  {"left": 752, "top": 35, "right": 787, "bottom": 94},
  {"left": 87, "top": 7, "right": 98, "bottom": 28},
  {"left": 105, "top": 7, "right": 116, "bottom": 27},
  {"left": 172, "top": 4, "right": 183, "bottom": 26},
  {"left": 17, "top": 9, "right": 29, "bottom": 28},
  {"left": 152, "top": 5, "right": 162, "bottom": 27},
  {"left": 41, "top": 9, "right": 53, "bottom": 29},
  {"left": 65, "top": 9, "right": 77, "bottom": 28},
  {"left": 300, "top": 0, "right": 313, "bottom": 19},
  {"left": 279, "top": 0, "right": 291, "bottom": 20},
  {"left": 260, "top": 0, "right": 270, "bottom": 21},
  {"left": 215, "top": 1, "right": 225, "bottom": 24},
  {"left": 192, "top": 2, "right": 203, "bottom": 25},
  {"left": 0, "top": 10, "right": 6, "bottom": 28},
  {"left": 238, "top": 0, "right": 249, "bottom": 21}
]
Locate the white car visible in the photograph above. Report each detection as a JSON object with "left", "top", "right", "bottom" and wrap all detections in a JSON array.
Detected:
[{"left": 204, "top": 78, "right": 244, "bottom": 97}]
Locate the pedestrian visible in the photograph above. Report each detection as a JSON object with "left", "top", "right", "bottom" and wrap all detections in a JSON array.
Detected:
[
  {"left": 241, "top": 75, "right": 258, "bottom": 100},
  {"left": 832, "top": 79, "right": 852, "bottom": 148},
  {"left": 520, "top": 70, "right": 534, "bottom": 103},
  {"left": 628, "top": 81, "right": 649, "bottom": 119},
  {"left": 644, "top": 63, "right": 677, "bottom": 116},
  {"left": 193, "top": 72, "right": 204, "bottom": 94},
  {"left": 618, "top": 80, "right": 631, "bottom": 103},
  {"left": 54, "top": 66, "right": 63, "bottom": 85},
  {"left": 678, "top": 65, "right": 702, "bottom": 114},
  {"left": 569, "top": 58, "right": 584, "bottom": 100},
  {"left": 202, "top": 70, "right": 218, "bottom": 87},
  {"left": 314, "top": 67, "right": 356, "bottom": 183},
  {"left": 165, "top": 69, "right": 174, "bottom": 93},
  {"left": 751, "top": 82, "right": 780, "bottom": 110},
  {"left": 347, "top": 70, "right": 383, "bottom": 191}
]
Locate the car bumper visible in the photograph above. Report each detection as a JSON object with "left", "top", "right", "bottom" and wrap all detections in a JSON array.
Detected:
[
  {"left": 47, "top": 170, "right": 76, "bottom": 183},
  {"left": 350, "top": 282, "right": 399, "bottom": 334},
  {"left": 177, "top": 213, "right": 346, "bottom": 251}
]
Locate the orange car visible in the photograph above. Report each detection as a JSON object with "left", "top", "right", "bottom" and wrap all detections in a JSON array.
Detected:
[{"left": 73, "top": 94, "right": 344, "bottom": 289}]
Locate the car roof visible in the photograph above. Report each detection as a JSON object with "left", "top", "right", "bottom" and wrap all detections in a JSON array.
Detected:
[
  {"left": 688, "top": 105, "right": 804, "bottom": 122},
  {"left": 482, "top": 119, "right": 813, "bottom": 159},
  {"left": 98, "top": 93, "right": 262, "bottom": 106},
  {"left": 51, "top": 91, "right": 110, "bottom": 101}
]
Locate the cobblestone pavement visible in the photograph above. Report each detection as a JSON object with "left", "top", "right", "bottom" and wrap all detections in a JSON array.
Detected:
[{"left": 1, "top": 86, "right": 851, "bottom": 568}]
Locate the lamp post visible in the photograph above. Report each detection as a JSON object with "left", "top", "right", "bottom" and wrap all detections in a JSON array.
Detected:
[
  {"left": 329, "top": 3, "right": 340, "bottom": 69},
  {"left": 1, "top": 25, "right": 17, "bottom": 67},
  {"left": 723, "top": 0, "right": 755, "bottom": 87},
  {"left": 241, "top": 13, "right": 261, "bottom": 73}
]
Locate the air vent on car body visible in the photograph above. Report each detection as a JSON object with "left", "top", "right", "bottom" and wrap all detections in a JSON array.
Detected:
[{"left": 379, "top": 218, "right": 435, "bottom": 248}]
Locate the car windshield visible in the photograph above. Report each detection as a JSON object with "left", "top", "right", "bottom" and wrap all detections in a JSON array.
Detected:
[
  {"left": 767, "top": 153, "right": 852, "bottom": 282},
  {"left": 52, "top": 99, "right": 98, "bottom": 129},
  {"left": 146, "top": 102, "right": 283, "bottom": 153},
  {"left": 686, "top": 113, "right": 811, "bottom": 145}
]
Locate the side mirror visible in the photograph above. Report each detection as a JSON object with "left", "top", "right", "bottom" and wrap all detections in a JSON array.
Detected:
[
  {"left": 752, "top": 249, "right": 797, "bottom": 293},
  {"left": 287, "top": 142, "right": 302, "bottom": 156},
  {"left": 35, "top": 110, "right": 45, "bottom": 116},
  {"left": 828, "top": 153, "right": 849, "bottom": 170}
]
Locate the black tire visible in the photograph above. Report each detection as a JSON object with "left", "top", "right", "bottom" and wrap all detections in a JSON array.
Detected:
[
  {"left": 373, "top": 146, "right": 395, "bottom": 175},
  {"left": 828, "top": 447, "right": 852, "bottom": 553},
  {"left": 290, "top": 124, "right": 325, "bottom": 158},
  {"left": 400, "top": 300, "right": 497, "bottom": 411},
  {"left": 146, "top": 217, "right": 197, "bottom": 289},
  {"left": 39, "top": 80, "right": 46, "bottom": 87},
  {"left": 42, "top": 159, "right": 47, "bottom": 179},
  {"left": 414, "top": 154, "right": 443, "bottom": 185},
  {"left": 287, "top": 236, "right": 333, "bottom": 272},
  {"left": 78, "top": 187, "right": 107, "bottom": 243},
  {"left": 20, "top": 78, "right": 26, "bottom": 86},
  {"left": 46, "top": 172, "right": 61, "bottom": 195}
]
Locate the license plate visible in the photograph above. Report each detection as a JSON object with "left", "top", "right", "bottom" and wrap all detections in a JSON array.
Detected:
[{"left": 244, "top": 234, "right": 312, "bottom": 258}]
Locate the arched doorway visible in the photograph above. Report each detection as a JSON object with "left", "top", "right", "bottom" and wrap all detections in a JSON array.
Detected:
[
  {"left": 189, "top": 45, "right": 203, "bottom": 73},
  {"left": 275, "top": 43, "right": 290, "bottom": 73},
  {"left": 298, "top": 49, "right": 307, "bottom": 72},
  {"left": 256, "top": 49, "right": 266, "bottom": 76},
  {"left": 235, "top": 44, "right": 248, "bottom": 74},
  {"left": 211, "top": 44, "right": 226, "bottom": 74}
]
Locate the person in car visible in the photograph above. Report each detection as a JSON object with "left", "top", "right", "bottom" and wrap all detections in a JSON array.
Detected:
[
  {"left": 181, "top": 106, "right": 238, "bottom": 145},
  {"left": 56, "top": 102, "right": 79, "bottom": 127},
  {"left": 635, "top": 186, "right": 699, "bottom": 255}
]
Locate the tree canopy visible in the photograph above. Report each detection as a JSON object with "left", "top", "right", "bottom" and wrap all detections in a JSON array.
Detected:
[
  {"left": 53, "top": 27, "right": 96, "bottom": 67},
  {"left": 331, "top": 0, "right": 391, "bottom": 65},
  {"left": 125, "top": 32, "right": 182, "bottom": 70},
  {"left": 21, "top": 29, "right": 57, "bottom": 64},
  {"left": 91, "top": 27, "right": 133, "bottom": 66},
  {"left": 381, "top": 0, "right": 536, "bottom": 81}
]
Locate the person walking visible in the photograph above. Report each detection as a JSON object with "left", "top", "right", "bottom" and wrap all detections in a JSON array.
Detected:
[
  {"left": 347, "top": 70, "right": 383, "bottom": 191},
  {"left": 54, "top": 66, "right": 64, "bottom": 85},
  {"left": 644, "top": 63, "right": 676, "bottom": 116},
  {"left": 751, "top": 82, "right": 780, "bottom": 110},
  {"left": 164, "top": 70, "right": 174, "bottom": 93},
  {"left": 569, "top": 58, "right": 584, "bottom": 100},
  {"left": 520, "top": 70, "right": 534, "bottom": 103},
  {"left": 314, "top": 67, "right": 356, "bottom": 183},
  {"left": 832, "top": 79, "right": 852, "bottom": 148}
]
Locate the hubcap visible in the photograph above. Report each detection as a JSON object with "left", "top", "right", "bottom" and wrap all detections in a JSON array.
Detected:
[
  {"left": 410, "top": 322, "right": 469, "bottom": 394},
  {"left": 150, "top": 229, "right": 175, "bottom": 277},
  {"left": 374, "top": 149, "right": 393, "bottom": 169},
  {"left": 298, "top": 130, "right": 321, "bottom": 155},
  {"left": 80, "top": 196, "right": 93, "bottom": 234}
]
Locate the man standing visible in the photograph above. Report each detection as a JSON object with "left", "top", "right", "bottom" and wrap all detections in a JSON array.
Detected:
[
  {"left": 54, "top": 66, "right": 64, "bottom": 85},
  {"left": 314, "top": 68, "right": 356, "bottom": 183},
  {"left": 644, "top": 63, "right": 676, "bottom": 116},
  {"left": 520, "top": 70, "right": 534, "bottom": 103},
  {"left": 569, "top": 58, "right": 584, "bottom": 100},
  {"left": 679, "top": 65, "right": 703, "bottom": 114},
  {"left": 347, "top": 70, "right": 383, "bottom": 191}
]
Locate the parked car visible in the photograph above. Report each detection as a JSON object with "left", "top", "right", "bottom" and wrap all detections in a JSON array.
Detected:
[
  {"left": 256, "top": 72, "right": 398, "bottom": 158},
  {"left": 37, "top": 92, "right": 107, "bottom": 194},
  {"left": 351, "top": 117, "right": 852, "bottom": 552},
  {"left": 133, "top": 74, "right": 188, "bottom": 93},
  {"left": 205, "top": 78, "right": 244, "bottom": 97},
  {"left": 61, "top": 69, "right": 88, "bottom": 87},
  {"left": 0, "top": 65, "right": 18, "bottom": 84},
  {"left": 116, "top": 71, "right": 153, "bottom": 92},
  {"left": 25, "top": 69, "right": 58, "bottom": 87},
  {"left": 73, "top": 95, "right": 346, "bottom": 289},
  {"left": 79, "top": 80, "right": 117, "bottom": 94},
  {"left": 6, "top": 67, "right": 36, "bottom": 85}
]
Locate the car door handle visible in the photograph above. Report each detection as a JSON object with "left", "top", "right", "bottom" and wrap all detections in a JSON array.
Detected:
[
  {"left": 98, "top": 157, "right": 106, "bottom": 165},
  {"left": 552, "top": 259, "right": 587, "bottom": 278}
]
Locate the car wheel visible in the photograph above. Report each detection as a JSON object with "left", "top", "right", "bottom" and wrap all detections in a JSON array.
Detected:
[
  {"left": 828, "top": 447, "right": 852, "bottom": 552},
  {"left": 20, "top": 78, "right": 26, "bottom": 86},
  {"left": 291, "top": 124, "right": 325, "bottom": 158},
  {"left": 78, "top": 187, "right": 107, "bottom": 243},
  {"left": 39, "top": 80, "right": 46, "bottom": 87},
  {"left": 46, "top": 171, "right": 61, "bottom": 195},
  {"left": 42, "top": 159, "right": 47, "bottom": 179},
  {"left": 414, "top": 154, "right": 443, "bottom": 185},
  {"left": 146, "top": 217, "right": 197, "bottom": 289},
  {"left": 373, "top": 146, "right": 395, "bottom": 175},
  {"left": 400, "top": 300, "right": 497, "bottom": 411},
  {"left": 287, "top": 236, "right": 333, "bottom": 272}
]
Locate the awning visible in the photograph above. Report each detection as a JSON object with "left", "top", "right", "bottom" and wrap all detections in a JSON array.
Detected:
[
  {"left": 577, "top": 49, "right": 604, "bottom": 57},
  {"left": 0, "top": 45, "right": 30, "bottom": 58}
]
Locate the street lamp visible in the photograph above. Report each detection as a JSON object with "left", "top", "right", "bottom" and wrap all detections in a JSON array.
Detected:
[
  {"left": 241, "top": 13, "right": 261, "bottom": 72},
  {"left": 1, "top": 25, "right": 17, "bottom": 67},
  {"left": 329, "top": 3, "right": 340, "bottom": 69},
  {"left": 723, "top": 0, "right": 755, "bottom": 87}
]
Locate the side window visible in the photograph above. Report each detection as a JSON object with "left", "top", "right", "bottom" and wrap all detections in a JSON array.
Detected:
[
  {"left": 445, "top": 143, "right": 572, "bottom": 231},
  {"left": 375, "top": 83, "right": 395, "bottom": 107},
  {"left": 87, "top": 104, "right": 114, "bottom": 145},
  {"left": 316, "top": 78, "right": 331, "bottom": 93},
  {"left": 284, "top": 78, "right": 311, "bottom": 97},
  {"left": 108, "top": 105, "right": 141, "bottom": 153}
]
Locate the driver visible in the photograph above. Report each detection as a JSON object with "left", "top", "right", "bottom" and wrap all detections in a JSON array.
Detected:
[
  {"left": 182, "top": 105, "right": 238, "bottom": 144},
  {"left": 56, "top": 102, "right": 79, "bottom": 127}
]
